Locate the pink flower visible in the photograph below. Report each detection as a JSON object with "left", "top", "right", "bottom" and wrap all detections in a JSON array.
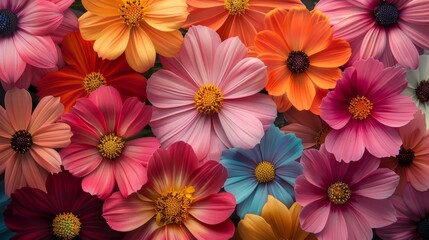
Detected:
[
  {"left": 60, "top": 86, "right": 160, "bottom": 199},
  {"left": 0, "top": 88, "right": 72, "bottom": 196},
  {"left": 147, "top": 25, "right": 277, "bottom": 161},
  {"left": 320, "top": 58, "right": 417, "bottom": 162},
  {"left": 102, "top": 141, "right": 236, "bottom": 239},
  {"left": 295, "top": 145, "right": 399, "bottom": 240},
  {"left": 316, "top": 0, "right": 429, "bottom": 69}
]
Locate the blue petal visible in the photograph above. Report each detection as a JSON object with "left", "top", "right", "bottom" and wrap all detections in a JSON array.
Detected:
[
  {"left": 220, "top": 158, "right": 254, "bottom": 178},
  {"left": 224, "top": 176, "right": 258, "bottom": 204},
  {"left": 267, "top": 180, "right": 294, "bottom": 207},
  {"left": 236, "top": 185, "right": 268, "bottom": 218},
  {"left": 275, "top": 162, "right": 304, "bottom": 186}
]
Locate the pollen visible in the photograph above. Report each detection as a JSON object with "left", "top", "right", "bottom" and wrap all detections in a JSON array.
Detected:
[
  {"left": 155, "top": 186, "right": 195, "bottom": 226},
  {"left": 82, "top": 72, "right": 106, "bottom": 93},
  {"left": 52, "top": 212, "right": 81, "bottom": 240},
  {"left": 120, "top": 1, "right": 144, "bottom": 27},
  {"left": 98, "top": 133, "right": 125, "bottom": 160},
  {"left": 224, "top": 0, "right": 249, "bottom": 15},
  {"left": 254, "top": 161, "right": 276, "bottom": 183},
  {"left": 348, "top": 95, "right": 373, "bottom": 120},
  {"left": 327, "top": 182, "right": 351, "bottom": 205},
  {"left": 194, "top": 84, "right": 224, "bottom": 115}
]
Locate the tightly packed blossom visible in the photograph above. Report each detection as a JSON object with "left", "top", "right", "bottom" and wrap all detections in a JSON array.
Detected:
[
  {"left": 0, "top": 88, "right": 72, "bottom": 196},
  {"left": 320, "top": 58, "right": 417, "bottom": 162},
  {"left": 295, "top": 145, "right": 399, "bottom": 240},
  {"left": 79, "top": 0, "right": 188, "bottom": 72},
  {"left": 103, "top": 141, "right": 236, "bottom": 239},
  {"left": 254, "top": 7, "right": 351, "bottom": 111},
  {"left": 316, "top": 0, "right": 429, "bottom": 69},
  {"left": 148, "top": 25, "right": 276, "bottom": 161},
  {"left": 60, "top": 86, "right": 160, "bottom": 199}
]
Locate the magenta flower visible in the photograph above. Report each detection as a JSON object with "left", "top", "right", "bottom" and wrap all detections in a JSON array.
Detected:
[
  {"left": 60, "top": 86, "right": 160, "bottom": 199},
  {"left": 316, "top": 0, "right": 429, "bottom": 69},
  {"left": 295, "top": 145, "right": 399, "bottom": 240},
  {"left": 147, "top": 25, "right": 277, "bottom": 161},
  {"left": 320, "top": 58, "right": 417, "bottom": 162}
]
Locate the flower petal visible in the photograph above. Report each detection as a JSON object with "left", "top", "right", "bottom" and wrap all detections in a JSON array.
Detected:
[
  {"left": 5, "top": 88, "right": 32, "bottom": 131},
  {"left": 81, "top": 160, "right": 115, "bottom": 199},
  {"left": 14, "top": 33, "right": 58, "bottom": 68},
  {"left": 188, "top": 192, "right": 235, "bottom": 225},
  {"left": 125, "top": 27, "right": 156, "bottom": 72},
  {"left": 388, "top": 27, "right": 419, "bottom": 69},
  {"left": 0, "top": 37, "right": 26, "bottom": 84},
  {"left": 28, "top": 95, "right": 64, "bottom": 133},
  {"left": 352, "top": 168, "right": 399, "bottom": 199}
]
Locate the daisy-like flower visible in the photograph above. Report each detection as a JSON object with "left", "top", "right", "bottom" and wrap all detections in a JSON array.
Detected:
[
  {"left": 295, "top": 145, "right": 399, "bottom": 240},
  {"left": 320, "top": 58, "right": 417, "bottom": 162},
  {"left": 254, "top": 7, "right": 351, "bottom": 111},
  {"left": 404, "top": 54, "right": 429, "bottom": 128},
  {"left": 272, "top": 88, "right": 328, "bottom": 115},
  {"left": 316, "top": 0, "right": 429, "bottom": 69},
  {"left": 102, "top": 141, "right": 236, "bottom": 239},
  {"left": 4, "top": 170, "right": 123, "bottom": 239},
  {"left": 0, "top": 88, "right": 72, "bottom": 196},
  {"left": 380, "top": 111, "right": 429, "bottom": 193},
  {"left": 60, "top": 86, "right": 160, "bottom": 199},
  {"left": 183, "top": 0, "right": 303, "bottom": 47},
  {"left": 37, "top": 31, "right": 148, "bottom": 112},
  {"left": 238, "top": 195, "right": 316, "bottom": 240},
  {"left": 79, "top": 0, "right": 188, "bottom": 73},
  {"left": 148, "top": 25, "right": 276, "bottom": 161},
  {"left": 220, "top": 125, "right": 303, "bottom": 218}
]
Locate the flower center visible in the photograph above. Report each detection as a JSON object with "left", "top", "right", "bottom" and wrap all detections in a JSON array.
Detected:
[
  {"left": 327, "top": 182, "right": 351, "bottom": 205},
  {"left": 194, "top": 84, "right": 224, "bottom": 115},
  {"left": 416, "top": 80, "right": 429, "bottom": 103},
  {"left": 254, "top": 161, "right": 276, "bottom": 183},
  {"left": 224, "top": 0, "right": 249, "bottom": 15},
  {"left": 418, "top": 218, "right": 429, "bottom": 239},
  {"left": 374, "top": 3, "right": 399, "bottom": 27},
  {"left": 315, "top": 127, "right": 330, "bottom": 149},
  {"left": 52, "top": 212, "right": 81, "bottom": 240},
  {"left": 0, "top": 9, "right": 18, "bottom": 37},
  {"left": 82, "top": 72, "right": 106, "bottom": 93},
  {"left": 155, "top": 186, "right": 195, "bottom": 226},
  {"left": 348, "top": 95, "right": 373, "bottom": 120},
  {"left": 286, "top": 51, "right": 310, "bottom": 74},
  {"left": 98, "top": 133, "right": 125, "bottom": 160},
  {"left": 10, "top": 130, "right": 32, "bottom": 154},
  {"left": 120, "top": 1, "right": 144, "bottom": 27},
  {"left": 396, "top": 145, "right": 415, "bottom": 168}
]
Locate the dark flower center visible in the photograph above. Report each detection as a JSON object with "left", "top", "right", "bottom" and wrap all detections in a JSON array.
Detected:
[
  {"left": 286, "top": 51, "right": 309, "bottom": 74},
  {"left": 416, "top": 80, "right": 429, "bottom": 103},
  {"left": 11, "top": 130, "right": 32, "bottom": 154},
  {"left": 0, "top": 9, "right": 18, "bottom": 37},
  {"left": 396, "top": 145, "right": 414, "bottom": 168},
  {"left": 417, "top": 218, "right": 429, "bottom": 240},
  {"left": 374, "top": 3, "right": 399, "bottom": 27}
]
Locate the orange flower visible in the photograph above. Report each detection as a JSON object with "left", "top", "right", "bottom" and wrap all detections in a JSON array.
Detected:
[
  {"left": 79, "top": 0, "right": 188, "bottom": 72},
  {"left": 37, "top": 31, "right": 147, "bottom": 112},
  {"left": 272, "top": 88, "right": 328, "bottom": 115},
  {"left": 184, "top": 0, "right": 303, "bottom": 47},
  {"left": 254, "top": 7, "right": 351, "bottom": 110}
]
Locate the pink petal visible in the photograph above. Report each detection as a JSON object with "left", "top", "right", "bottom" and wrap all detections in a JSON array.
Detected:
[
  {"left": 69, "top": 98, "right": 107, "bottom": 136},
  {"left": 340, "top": 207, "right": 373, "bottom": 240},
  {"left": 88, "top": 86, "right": 123, "bottom": 133},
  {"left": 351, "top": 58, "right": 385, "bottom": 94},
  {"left": 61, "top": 144, "right": 103, "bottom": 177},
  {"left": 388, "top": 27, "right": 419, "bottom": 69},
  {"left": 123, "top": 220, "right": 160, "bottom": 240},
  {"left": 61, "top": 113, "right": 100, "bottom": 146},
  {"left": 367, "top": 65, "right": 407, "bottom": 99},
  {"left": 31, "top": 123, "right": 71, "bottom": 148},
  {"left": 324, "top": 121, "right": 365, "bottom": 162},
  {"left": 28, "top": 146, "right": 61, "bottom": 173},
  {"left": 5, "top": 88, "right": 32, "bottom": 131},
  {"left": 332, "top": 14, "right": 375, "bottom": 41},
  {"left": 51, "top": 9, "right": 78, "bottom": 44},
  {"left": 117, "top": 98, "right": 151, "bottom": 138},
  {"left": 399, "top": 0, "right": 429, "bottom": 25},
  {"left": 353, "top": 168, "right": 399, "bottom": 199},
  {"left": 362, "top": 118, "right": 403, "bottom": 158},
  {"left": 398, "top": 21, "right": 429, "bottom": 50},
  {"left": 18, "top": 0, "right": 63, "bottom": 35},
  {"left": 295, "top": 176, "right": 327, "bottom": 206},
  {"left": 0, "top": 107, "right": 15, "bottom": 138},
  {"left": 122, "top": 137, "right": 160, "bottom": 166},
  {"left": 319, "top": 90, "right": 351, "bottom": 130},
  {"left": 81, "top": 160, "right": 115, "bottom": 199},
  {"left": 315, "top": 0, "right": 368, "bottom": 25},
  {"left": 28, "top": 95, "right": 64, "bottom": 132},
  {"left": 316, "top": 208, "right": 347, "bottom": 240},
  {"left": 349, "top": 196, "right": 397, "bottom": 228},
  {"left": 114, "top": 157, "right": 148, "bottom": 197},
  {"left": 0, "top": 32, "right": 26, "bottom": 84},
  {"left": 360, "top": 26, "right": 386, "bottom": 59},
  {"left": 371, "top": 95, "right": 417, "bottom": 128},
  {"left": 14, "top": 32, "right": 58, "bottom": 68},
  {"left": 189, "top": 161, "right": 227, "bottom": 199},
  {"left": 188, "top": 192, "right": 235, "bottom": 225},
  {"left": 281, "top": 123, "right": 318, "bottom": 148},
  {"left": 20, "top": 153, "right": 48, "bottom": 191},
  {"left": 184, "top": 217, "right": 235, "bottom": 240},
  {"left": 299, "top": 199, "right": 331, "bottom": 234},
  {"left": 5, "top": 155, "right": 26, "bottom": 196},
  {"left": 0, "top": 145, "right": 14, "bottom": 173},
  {"left": 48, "top": 0, "right": 74, "bottom": 11}
]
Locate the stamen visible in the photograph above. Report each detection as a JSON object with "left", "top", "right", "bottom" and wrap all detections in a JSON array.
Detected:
[
  {"left": 119, "top": 1, "right": 144, "bottom": 27},
  {"left": 224, "top": 0, "right": 249, "bottom": 15},
  {"left": 82, "top": 72, "right": 106, "bottom": 93},
  {"left": 194, "top": 84, "right": 224, "bottom": 115},
  {"left": 98, "top": 133, "right": 125, "bottom": 160},
  {"left": 52, "top": 212, "right": 81, "bottom": 240},
  {"left": 348, "top": 96, "right": 373, "bottom": 120},
  {"left": 327, "top": 182, "right": 351, "bottom": 205},
  {"left": 155, "top": 186, "right": 195, "bottom": 226},
  {"left": 254, "top": 161, "right": 276, "bottom": 183}
]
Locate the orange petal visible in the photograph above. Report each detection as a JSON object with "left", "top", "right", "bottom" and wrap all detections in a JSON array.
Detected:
[
  {"left": 5, "top": 88, "right": 32, "bottom": 131},
  {"left": 183, "top": 5, "right": 228, "bottom": 30},
  {"left": 266, "top": 66, "right": 291, "bottom": 96},
  {"left": 283, "top": 7, "right": 312, "bottom": 50},
  {"left": 306, "top": 66, "right": 341, "bottom": 89},
  {"left": 309, "top": 38, "right": 351, "bottom": 68},
  {"left": 144, "top": 0, "right": 188, "bottom": 32},
  {"left": 28, "top": 96, "right": 64, "bottom": 133},
  {"left": 81, "top": 0, "right": 123, "bottom": 16},
  {"left": 263, "top": 8, "right": 288, "bottom": 32},
  {"left": 303, "top": 16, "right": 333, "bottom": 56},
  {"left": 125, "top": 28, "right": 156, "bottom": 72},
  {"left": 142, "top": 24, "right": 183, "bottom": 57},
  {"left": 61, "top": 31, "right": 97, "bottom": 72},
  {"left": 258, "top": 52, "right": 287, "bottom": 72},
  {"left": 217, "top": 15, "right": 258, "bottom": 46},
  {"left": 238, "top": 214, "right": 277, "bottom": 240},
  {"left": 271, "top": 94, "right": 293, "bottom": 112},
  {"left": 79, "top": 12, "right": 122, "bottom": 40},
  {"left": 261, "top": 195, "right": 293, "bottom": 239},
  {"left": 93, "top": 22, "right": 130, "bottom": 60},
  {"left": 255, "top": 30, "right": 289, "bottom": 57},
  {"left": 310, "top": 88, "right": 329, "bottom": 116},
  {"left": 286, "top": 73, "right": 316, "bottom": 110}
]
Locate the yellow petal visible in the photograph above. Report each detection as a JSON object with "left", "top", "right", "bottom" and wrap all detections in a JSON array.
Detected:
[
  {"left": 290, "top": 202, "right": 317, "bottom": 240},
  {"left": 238, "top": 214, "right": 277, "bottom": 240},
  {"left": 261, "top": 195, "right": 292, "bottom": 239},
  {"left": 79, "top": 12, "right": 123, "bottom": 41},
  {"left": 125, "top": 27, "right": 156, "bottom": 72},
  {"left": 93, "top": 22, "right": 130, "bottom": 60}
]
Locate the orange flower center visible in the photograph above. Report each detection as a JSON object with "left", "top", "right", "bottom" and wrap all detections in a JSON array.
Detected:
[
  {"left": 98, "top": 133, "right": 125, "bottom": 160},
  {"left": 194, "top": 84, "right": 224, "bottom": 115},
  {"left": 11, "top": 130, "right": 32, "bottom": 154},
  {"left": 327, "top": 182, "right": 351, "bottom": 205},
  {"left": 224, "top": 0, "right": 249, "bottom": 15},
  {"left": 348, "top": 95, "right": 373, "bottom": 120},
  {"left": 155, "top": 186, "right": 195, "bottom": 226},
  {"left": 120, "top": 1, "right": 144, "bottom": 27},
  {"left": 52, "top": 212, "right": 81, "bottom": 240},
  {"left": 254, "top": 161, "right": 276, "bottom": 183},
  {"left": 83, "top": 72, "right": 106, "bottom": 93},
  {"left": 315, "top": 127, "right": 330, "bottom": 149}
]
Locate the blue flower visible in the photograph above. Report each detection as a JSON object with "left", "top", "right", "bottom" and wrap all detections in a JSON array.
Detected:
[
  {"left": 0, "top": 178, "right": 13, "bottom": 240},
  {"left": 220, "top": 124, "right": 303, "bottom": 218}
]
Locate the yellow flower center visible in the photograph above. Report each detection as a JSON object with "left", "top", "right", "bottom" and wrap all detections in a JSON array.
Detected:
[
  {"left": 224, "top": 0, "right": 249, "bottom": 15},
  {"left": 83, "top": 72, "right": 106, "bottom": 93},
  {"left": 194, "top": 84, "right": 224, "bottom": 115},
  {"left": 348, "top": 95, "right": 373, "bottom": 120},
  {"left": 98, "top": 133, "right": 125, "bottom": 160},
  {"left": 315, "top": 127, "right": 330, "bottom": 149},
  {"left": 327, "top": 182, "right": 351, "bottom": 205},
  {"left": 120, "top": 1, "right": 144, "bottom": 27},
  {"left": 52, "top": 213, "right": 81, "bottom": 240},
  {"left": 155, "top": 186, "right": 195, "bottom": 226},
  {"left": 254, "top": 161, "right": 276, "bottom": 183}
]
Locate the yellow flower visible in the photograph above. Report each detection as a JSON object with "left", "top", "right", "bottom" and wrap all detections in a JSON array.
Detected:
[
  {"left": 238, "top": 195, "right": 316, "bottom": 240},
  {"left": 79, "top": 0, "right": 188, "bottom": 72}
]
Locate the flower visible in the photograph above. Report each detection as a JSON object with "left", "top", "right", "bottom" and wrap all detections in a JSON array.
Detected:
[
  {"left": 272, "top": 88, "right": 328, "bottom": 114},
  {"left": 183, "top": 0, "right": 303, "bottom": 47},
  {"left": 60, "top": 86, "right": 160, "bottom": 199},
  {"left": 102, "top": 141, "right": 236, "bottom": 239},
  {"left": 403, "top": 54, "right": 429, "bottom": 128},
  {"left": 0, "top": 178, "right": 14, "bottom": 239},
  {"left": 238, "top": 196, "right": 316, "bottom": 240},
  {"left": 295, "top": 145, "right": 399, "bottom": 240},
  {"left": 254, "top": 7, "right": 351, "bottom": 110},
  {"left": 320, "top": 58, "right": 417, "bottom": 162},
  {"left": 220, "top": 125, "right": 303, "bottom": 218},
  {"left": 316, "top": 0, "right": 429, "bottom": 69},
  {"left": 0, "top": 88, "right": 72, "bottom": 196},
  {"left": 376, "top": 184, "right": 429, "bottom": 240},
  {"left": 3, "top": 170, "right": 123, "bottom": 239},
  {"left": 380, "top": 111, "right": 429, "bottom": 193},
  {"left": 79, "top": 0, "right": 188, "bottom": 73},
  {"left": 147, "top": 25, "right": 277, "bottom": 161},
  {"left": 37, "top": 31, "right": 148, "bottom": 112}
]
